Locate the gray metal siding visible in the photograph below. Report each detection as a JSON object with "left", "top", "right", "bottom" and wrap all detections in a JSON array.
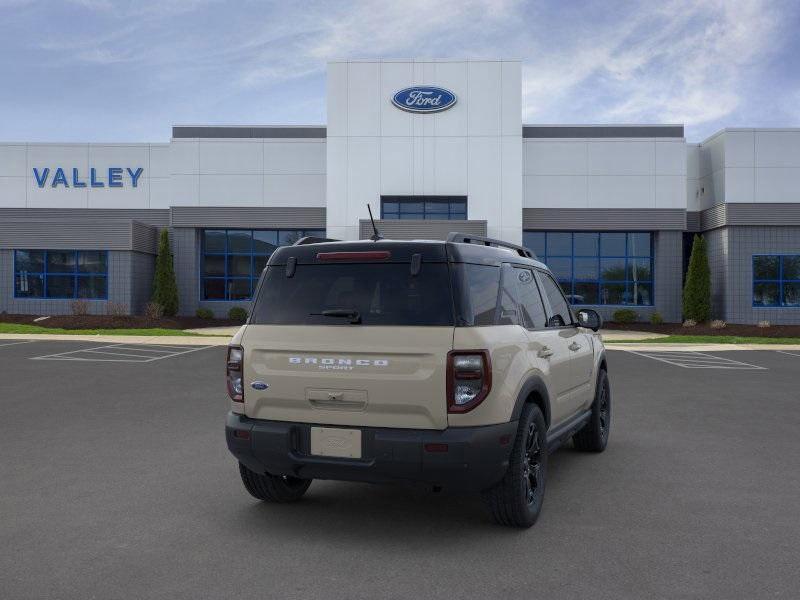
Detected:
[
  {"left": 522, "top": 125, "right": 684, "bottom": 138},
  {"left": 170, "top": 207, "right": 326, "bottom": 229},
  {"left": 523, "top": 208, "right": 686, "bottom": 231},
  {"left": 172, "top": 126, "right": 326, "bottom": 139},
  {"left": 700, "top": 204, "right": 727, "bottom": 231},
  {"left": 686, "top": 212, "right": 701, "bottom": 232},
  {"left": 131, "top": 221, "right": 159, "bottom": 254},
  {"left": 726, "top": 204, "right": 800, "bottom": 226},
  {"left": 172, "top": 228, "right": 199, "bottom": 317},
  {"left": 358, "top": 219, "right": 487, "bottom": 240},
  {"left": 0, "top": 220, "right": 135, "bottom": 251},
  {"left": 0, "top": 208, "right": 169, "bottom": 227}
]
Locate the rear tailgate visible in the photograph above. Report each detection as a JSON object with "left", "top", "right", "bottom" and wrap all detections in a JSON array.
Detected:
[{"left": 242, "top": 325, "right": 453, "bottom": 429}]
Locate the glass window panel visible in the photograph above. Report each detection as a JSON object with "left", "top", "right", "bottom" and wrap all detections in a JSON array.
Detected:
[
  {"left": 600, "top": 258, "right": 626, "bottom": 281},
  {"left": 15, "top": 250, "right": 44, "bottom": 272},
  {"left": 753, "top": 256, "right": 779, "bottom": 280},
  {"left": 227, "top": 230, "right": 252, "bottom": 253},
  {"left": 203, "top": 255, "right": 225, "bottom": 276},
  {"left": 627, "top": 258, "right": 652, "bottom": 281},
  {"left": 557, "top": 280, "right": 572, "bottom": 297},
  {"left": 15, "top": 273, "right": 44, "bottom": 297},
  {"left": 400, "top": 213, "right": 424, "bottom": 220},
  {"left": 600, "top": 233, "right": 626, "bottom": 256},
  {"left": 227, "top": 255, "right": 251, "bottom": 277},
  {"left": 574, "top": 233, "right": 599, "bottom": 256},
  {"left": 228, "top": 278, "right": 252, "bottom": 300},
  {"left": 783, "top": 282, "right": 800, "bottom": 307},
  {"left": 399, "top": 202, "right": 424, "bottom": 214},
  {"left": 382, "top": 213, "right": 399, "bottom": 219},
  {"left": 539, "top": 273, "right": 572, "bottom": 326},
  {"left": 574, "top": 257, "right": 599, "bottom": 280},
  {"left": 514, "top": 268, "right": 547, "bottom": 329},
  {"left": 450, "top": 201, "right": 466, "bottom": 214},
  {"left": 523, "top": 232, "right": 546, "bottom": 258},
  {"left": 450, "top": 211, "right": 467, "bottom": 220},
  {"left": 47, "top": 251, "right": 75, "bottom": 273},
  {"left": 77, "top": 276, "right": 107, "bottom": 299},
  {"left": 204, "top": 230, "right": 226, "bottom": 253},
  {"left": 572, "top": 282, "right": 599, "bottom": 305},
  {"left": 382, "top": 202, "right": 399, "bottom": 215},
  {"left": 545, "top": 257, "right": 572, "bottom": 280},
  {"left": 628, "top": 282, "right": 653, "bottom": 306},
  {"left": 547, "top": 233, "right": 572, "bottom": 256},
  {"left": 203, "top": 279, "right": 226, "bottom": 300},
  {"left": 627, "top": 233, "right": 651, "bottom": 256},
  {"left": 78, "top": 251, "right": 106, "bottom": 273},
  {"left": 600, "top": 283, "right": 626, "bottom": 305},
  {"left": 753, "top": 282, "right": 779, "bottom": 306},
  {"left": 782, "top": 256, "right": 800, "bottom": 280},
  {"left": 278, "top": 230, "right": 304, "bottom": 246},
  {"left": 253, "top": 255, "right": 267, "bottom": 274},
  {"left": 46, "top": 275, "right": 75, "bottom": 298},
  {"left": 425, "top": 201, "right": 448, "bottom": 213},
  {"left": 253, "top": 230, "right": 278, "bottom": 254}
]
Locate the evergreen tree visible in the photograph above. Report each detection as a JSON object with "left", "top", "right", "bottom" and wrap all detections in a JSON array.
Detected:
[
  {"left": 683, "top": 234, "right": 711, "bottom": 322},
  {"left": 152, "top": 229, "right": 179, "bottom": 317}
]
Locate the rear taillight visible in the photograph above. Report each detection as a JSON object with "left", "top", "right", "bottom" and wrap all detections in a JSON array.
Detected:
[
  {"left": 447, "top": 350, "right": 491, "bottom": 413},
  {"left": 227, "top": 345, "right": 244, "bottom": 402}
]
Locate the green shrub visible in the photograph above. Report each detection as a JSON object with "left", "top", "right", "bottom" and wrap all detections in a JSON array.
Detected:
[
  {"left": 152, "top": 229, "right": 179, "bottom": 317},
  {"left": 612, "top": 309, "right": 638, "bottom": 323},
  {"left": 196, "top": 308, "right": 214, "bottom": 319},
  {"left": 228, "top": 307, "right": 248, "bottom": 322},
  {"left": 683, "top": 234, "right": 711, "bottom": 322},
  {"left": 650, "top": 312, "right": 664, "bottom": 325}
]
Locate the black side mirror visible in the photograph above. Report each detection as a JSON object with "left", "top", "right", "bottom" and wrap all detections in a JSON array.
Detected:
[{"left": 575, "top": 308, "right": 602, "bottom": 332}]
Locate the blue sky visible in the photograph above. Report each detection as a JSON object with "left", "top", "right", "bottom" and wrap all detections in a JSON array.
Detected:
[{"left": 1, "top": 0, "right": 798, "bottom": 142}]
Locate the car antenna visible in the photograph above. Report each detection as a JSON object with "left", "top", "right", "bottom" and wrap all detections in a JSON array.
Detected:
[{"left": 367, "top": 204, "right": 383, "bottom": 241}]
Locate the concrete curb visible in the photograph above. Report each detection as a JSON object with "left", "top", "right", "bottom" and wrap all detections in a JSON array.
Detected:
[{"left": 0, "top": 333, "right": 232, "bottom": 346}]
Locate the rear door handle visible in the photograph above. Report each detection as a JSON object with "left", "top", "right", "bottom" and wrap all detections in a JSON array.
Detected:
[
  {"left": 537, "top": 346, "right": 554, "bottom": 359},
  {"left": 568, "top": 342, "right": 582, "bottom": 351}
]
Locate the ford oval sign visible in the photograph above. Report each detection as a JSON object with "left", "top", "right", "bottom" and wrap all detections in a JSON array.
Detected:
[{"left": 392, "top": 86, "right": 457, "bottom": 113}]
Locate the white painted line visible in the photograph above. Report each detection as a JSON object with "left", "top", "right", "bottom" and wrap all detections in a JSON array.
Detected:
[
  {"left": 0, "top": 340, "right": 36, "bottom": 348},
  {"left": 110, "top": 346, "right": 178, "bottom": 354},
  {"left": 776, "top": 350, "right": 800, "bottom": 358},
  {"left": 625, "top": 349, "right": 766, "bottom": 370},
  {"left": 81, "top": 349, "right": 156, "bottom": 359},
  {"left": 144, "top": 345, "right": 213, "bottom": 361}
]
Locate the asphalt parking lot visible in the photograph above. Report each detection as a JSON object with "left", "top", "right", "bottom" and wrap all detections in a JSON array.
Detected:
[{"left": 1, "top": 340, "right": 799, "bottom": 600}]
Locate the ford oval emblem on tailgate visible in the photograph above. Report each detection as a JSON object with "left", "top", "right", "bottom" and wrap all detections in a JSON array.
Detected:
[{"left": 250, "top": 381, "right": 269, "bottom": 390}]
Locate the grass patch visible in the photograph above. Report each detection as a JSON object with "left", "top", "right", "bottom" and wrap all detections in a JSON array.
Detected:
[
  {"left": 0, "top": 323, "right": 227, "bottom": 337},
  {"left": 610, "top": 335, "right": 800, "bottom": 345}
]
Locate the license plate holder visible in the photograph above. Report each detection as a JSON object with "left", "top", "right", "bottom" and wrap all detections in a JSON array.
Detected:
[{"left": 310, "top": 426, "right": 362, "bottom": 459}]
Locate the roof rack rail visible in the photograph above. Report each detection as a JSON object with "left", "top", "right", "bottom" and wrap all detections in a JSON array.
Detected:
[
  {"left": 293, "top": 236, "right": 341, "bottom": 246},
  {"left": 446, "top": 232, "right": 536, "bottom": 259}
]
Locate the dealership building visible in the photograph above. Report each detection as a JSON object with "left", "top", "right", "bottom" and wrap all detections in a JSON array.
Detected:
[{"left": 1, "top": 59, "right": 799, "bottom": 324}]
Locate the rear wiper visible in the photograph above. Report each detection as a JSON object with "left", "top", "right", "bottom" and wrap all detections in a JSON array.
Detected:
[{"left": 311, "top": 309, "right": 362, "bottom": 324}]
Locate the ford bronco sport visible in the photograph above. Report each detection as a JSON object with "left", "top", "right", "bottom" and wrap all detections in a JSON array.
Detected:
[{"left": 225, "top": 233, "right": 610, "bottom": 527}]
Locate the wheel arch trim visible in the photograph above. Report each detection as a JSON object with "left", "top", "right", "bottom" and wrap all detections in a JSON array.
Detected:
[{"left": 511, "top": 375, "right": 552, "bottom": 428}]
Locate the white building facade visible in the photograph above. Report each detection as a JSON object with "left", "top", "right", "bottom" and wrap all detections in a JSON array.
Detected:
[{"left": 1, "top": 59, "right": 799, "bottom": 323}]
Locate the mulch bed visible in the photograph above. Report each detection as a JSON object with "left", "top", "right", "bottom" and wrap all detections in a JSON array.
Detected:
[
  {"left": 0, "top": 313, "right": 241, "bottom": 330},
  {"left": 603, "top": 321, "right": 800, "bottom": 338}
]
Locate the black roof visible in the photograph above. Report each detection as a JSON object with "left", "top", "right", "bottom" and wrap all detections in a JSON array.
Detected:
[{"left": 268, "top": 238, "right": 548, "bottom": 269}]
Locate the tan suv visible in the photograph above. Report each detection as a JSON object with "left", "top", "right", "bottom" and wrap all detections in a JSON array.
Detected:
[{"left": 225, "top": 233, "right": 610, "bottom": 527}]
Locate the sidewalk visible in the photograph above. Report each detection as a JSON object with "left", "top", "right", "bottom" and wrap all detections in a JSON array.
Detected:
[{"left": 599, "top": 329, "right": 667, "bottom": 342}]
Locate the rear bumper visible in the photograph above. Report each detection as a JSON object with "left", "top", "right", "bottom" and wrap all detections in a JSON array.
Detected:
[{"left": 226, "top": 412, "right": 517, "bottom": 492}]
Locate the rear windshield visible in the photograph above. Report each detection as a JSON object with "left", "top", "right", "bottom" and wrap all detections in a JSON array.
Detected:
[{"left": 250, "top": 263, "right": 454, "bottom": 326}]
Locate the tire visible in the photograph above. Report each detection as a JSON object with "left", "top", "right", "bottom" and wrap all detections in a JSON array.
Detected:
[
  {"left": 482, "top": 404, "right": 548, "bottom": 528},
  {"left": 238, "top": 462, "right": 311, "bottom": 503},
  {"left": 573, "top": 369, "right": 611, "bottom": 452}
]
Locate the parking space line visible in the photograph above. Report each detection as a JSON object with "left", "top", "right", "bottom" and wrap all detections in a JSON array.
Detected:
[
  {"left": 0, "top": 340, "right": 36, "bottom": 348},
  {"left": 625, "top": 350, "right": 766, "bottom": 370},
  {"left": 31, "top": 343, "right": 214, "bottom": 363},
  {"left": 776, "top": 350, "right": 800, "bottom": 358}
]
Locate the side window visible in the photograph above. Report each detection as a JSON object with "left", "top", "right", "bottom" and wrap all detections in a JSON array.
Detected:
[
  {"left": 497, "top": 264, "right": 521, "bottom": 326},
  {"left": 538, "top": 272, "right": 573, "bottom": 327},
  {"left": 513, "top": 267, "right": 547, "bottom": 329}
]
